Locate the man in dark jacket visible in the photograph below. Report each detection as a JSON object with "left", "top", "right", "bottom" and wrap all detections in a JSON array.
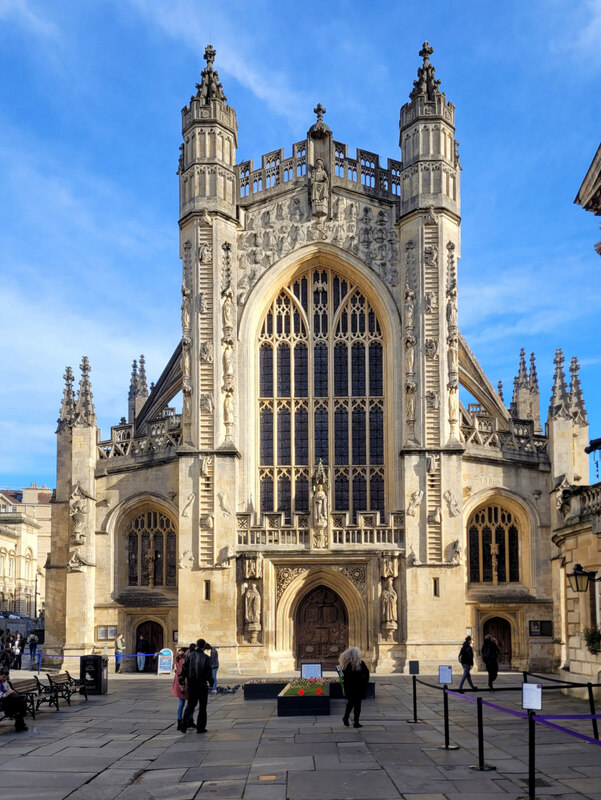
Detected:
[
  {"left": 179, "top": 638, "right": 214, "bottom": 733},
  {"left": 481, "top": 634, "right": 501, "bottom": 690}
]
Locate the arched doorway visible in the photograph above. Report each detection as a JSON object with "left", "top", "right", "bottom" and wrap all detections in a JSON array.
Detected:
[
  {"left": 483, "top": 616, "right": 512, "bottom": 669},
  {"left": 295, "top": 585, "right": 347, "bottom": 669},
  {"left": 135, "top": 620, "right": 164, "bottom": 672}
]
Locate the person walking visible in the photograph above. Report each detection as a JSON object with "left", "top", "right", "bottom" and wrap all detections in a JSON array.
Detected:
[
  {"left": 458, "top": 635, "right": 478, "bottom": 691},
  {"left": 481, "top": 634, "right": 501, "bottom": 690},
  {"left": 11, "top": 638, "right": 22, "bottom": 670},
  {"left": 179, "top": 638, "right": 214, "bottom": 733},
  {"left": 0, "top": 666, "right": 28, "bottom": 731},
  {"left": 206, "top": 642, "right": 219, "bottom": 694},
  {"left": 136, "top": 634, "right": 150, "bottom": 672},
  {"left": 114, "top": 632, "right": 125, "bottom": 674},
  {"left": 172, "top": 647, "right": 188, "bottom": 731},
  {"left": 27, "top": 633, "right": 38, "bottom": 661},
  {"left": 339, "top": 646, "right": 370, "bottom": 728}
]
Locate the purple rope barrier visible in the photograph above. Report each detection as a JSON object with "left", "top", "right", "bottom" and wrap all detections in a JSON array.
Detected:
[
  {"left": 535, "top": 717, "right": 601, "bottom": 747},
  {"left": 536, "top": 713, "right": 601, "bottom": 720}
]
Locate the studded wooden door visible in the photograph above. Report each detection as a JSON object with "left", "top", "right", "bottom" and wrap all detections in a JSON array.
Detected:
[
  {"left": 483, "top": 616, "right": 512, "bottom": 669},
  {"left": 295, "top": 586, "right": 348, "bottom": 669},
  {"left": 135, "top": 620, "right": 163, "bottom": 672}
]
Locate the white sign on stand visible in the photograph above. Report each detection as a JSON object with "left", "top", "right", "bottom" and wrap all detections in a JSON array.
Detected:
[
  {"left": 301, "top": 663, "right": 322, "bottom": 679},
  {"left": 157, "top": 648, "right": 173, "bottom": 675},
  {"left": 438, "top": 665, "right": 453, "bottom": 685},
  {"left": 522, "top": 682, "right": 542, "bottom": 711}
]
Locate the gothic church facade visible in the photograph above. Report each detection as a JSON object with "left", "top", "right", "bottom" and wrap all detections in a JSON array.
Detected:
[{"left": 45, "top": 44, "right": 589, "bottom": 674}]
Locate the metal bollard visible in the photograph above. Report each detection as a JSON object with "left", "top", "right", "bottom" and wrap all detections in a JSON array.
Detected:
[
  {"left": 407, "top": 674, "right": 419, "bottom": 723},
  {"left": 587, "top": 683, "right": 599, "bottom": 741},
  {"left": 438, "top": 687, "right": 459, "bottom": 750},
  {"left": 469, "top": 697, "right": 495, "bottom": 770}
]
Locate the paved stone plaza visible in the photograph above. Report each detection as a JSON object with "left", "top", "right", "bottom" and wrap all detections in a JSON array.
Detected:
[{"left": 1, "top": 672, "right": 601, "bottom": 800}]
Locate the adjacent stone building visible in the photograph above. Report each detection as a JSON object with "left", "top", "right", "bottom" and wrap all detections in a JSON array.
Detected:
[
  {"left": 45, "top": 44, "right": 591, "bottom": 674},
  {"left": 0, "top": 484, "right": 51, "bottom": 616}
]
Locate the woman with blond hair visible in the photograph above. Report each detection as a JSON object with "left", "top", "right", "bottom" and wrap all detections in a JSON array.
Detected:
[{"left": 338, "top": 647, "right": 370, "bottom": 728}]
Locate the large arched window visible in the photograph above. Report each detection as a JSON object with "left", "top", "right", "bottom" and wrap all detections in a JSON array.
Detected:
[
  {"left": 127, "top": 510, "right": 177, "bottom": 588},
  {"left": 258, "top": 268, "right": 385, "bottom": 522},
  {"left": 468, "top": 504, "right": 520, "bottom": 584}
]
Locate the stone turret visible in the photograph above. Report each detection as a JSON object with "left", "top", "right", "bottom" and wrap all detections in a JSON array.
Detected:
[
  {"left": 398, "top": 43, "right": 463, "bottom": 574},
  {"left": 179, "top": 44, "right": 238, "bottom": 221},
  {"left": 45, "top": 357, "right": 98, "bottom": 664}
]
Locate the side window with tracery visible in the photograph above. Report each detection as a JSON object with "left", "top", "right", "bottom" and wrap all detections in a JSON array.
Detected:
[
  {"left": 127, "top": 510, "right": 177, "bottom": 588},
  {"left": 468, "top": 504, "right": 520, "bottom": 584},
  {"left": 258, "top": 268, "right": 385, "bottom": 522}
]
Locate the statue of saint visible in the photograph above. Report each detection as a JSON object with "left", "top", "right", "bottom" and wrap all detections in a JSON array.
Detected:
[
  {"left": 244, "top": 583, "right": 261, "bottom": 625},
  {"left": 310, "top": 159, "right": 328, "bottom": 216},
  {"left": 222, "top": 291, "right": 235, "bottom": 329},
  {"left": 313, "top": 483, "right": 328, "bottom": 528},
  {"left": 381, "top": 577, "right": 398, "bottom": 623}
]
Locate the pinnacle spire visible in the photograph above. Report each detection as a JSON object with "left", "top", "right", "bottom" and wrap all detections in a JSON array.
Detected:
[
  {"left": 497, "top": 380, "right": 504, "bottom": 404},
  {"left": 410, "top": 41, "right": 442, "bottom": 101},
  {"left": 194, "top": 44, "right": 226, "bottom": 105},
  {"left": 137, "top": 355, "right": 148, "bottom": 398},
  {"left": 517, "top": 348, "right": 528, "bottom": 387},
  {"left": 568, "top": 356, "right": 588, "bottom": 425},
  {"left": 74, "top": 356, "right": 96, "bottom": 427},
  {"left": 529, "top": 352, "right": 539, "bottom": 391},
  {"left": 57, "top": 366, "right": 75, "bottom": 432},
  {"left": 128, "top": 359, "right": 138, "bottom": 401},
  {"left": 548, "top": 348, "right": 571, "bottom": 420}
]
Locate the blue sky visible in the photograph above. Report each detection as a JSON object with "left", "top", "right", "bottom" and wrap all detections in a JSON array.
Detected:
[{"left": 1, "top": 0, "right": 600, "bottom": 489}]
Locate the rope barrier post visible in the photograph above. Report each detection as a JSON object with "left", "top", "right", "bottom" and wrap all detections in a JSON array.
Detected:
[
  {"left": 407, "top": 674, "right": 419, "bottom": 723},
  {"left": 38, "top": 652, "right": 41, "bottom": 675},
  {"left": 587, "top": 683, "right": 599, "bottom": 741},
  {"left": 438, "top": 686, "right": 460, "bottom": 750},
  {"left": 469, "top": 696, "right": 495, "bottom": 771},
  {"left": 522, "top": 670, "right": 529, "bottom": 684},
  {"left": 528, "top": 709, "right": 536, "bottom": 800}
]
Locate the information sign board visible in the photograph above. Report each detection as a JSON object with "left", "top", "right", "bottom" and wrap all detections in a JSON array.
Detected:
[
  {"left": 157, "top": 648, "right": 173, "bottom": 675},
  {"left": 438, "top": 665, "right": 453, "bottom": 685},
  {"left": 522, "top": 682, "right": 542, "bottom": 711},
  {"left": 300, "top": 663, "right": 322, "bottom": 679}
]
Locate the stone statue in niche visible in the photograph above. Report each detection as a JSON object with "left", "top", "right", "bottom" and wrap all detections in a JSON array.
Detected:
[
  {"left": 243, "top": 552, "right": 263, "bottom": 580},
  {"left": 244, "top": 582, "right": 262, "bottom": 643},
  {"left": 200, "top": 393, "right": 214, "bottom": 413},
  {"left": 181, "top": 288, "right": 191, "bottom": 332},
  {"left": 447, "top": 294, "right": 458, "bottom": 331},
  {"left": 405, "top": 335, "right": 416, "bottom": 375},
  {"left": 200, "top": 456, "right": 212, "bottom": 478},
  {"left": 381, "top": 577, "right": 398, "bottom": 623},
  {"left": 69, "top": 487, "right": 88, "bottom": 546},
  {"left": 222, "top": 289, "right": 235, "bottom": 330},
  {"left": 223, "top": 344, "right": 234, "bottom": 378},
  {"left": 198, "top": 292, "right": 207, "bottom": 314},
  {"left": 404, "top": 284, "right": 416, "bottom": 331},
  {"left": 179, "top": 550, "right": 194, "bottom": 570},
  {"left": 426, "top": 390, "right": 439, "bottom": 410},
  {"left": 310, "top": 158, "right": 329, "bottom": 217},
  {"left": 448, "top": 538, "right": 462, "bottom": 565},
  {"left": 182, "top": 340, "right": 191, "bottom": 379},
  {"left": 447, "top": 336, "right": 458, "bottom": 375},
  {"left": 444, "top": 489, "right": 461, "bottom": 517},
  {"left": 224, "top": 389, "right": 234, "bottom": 435},
  {"left": 425, "top": 291, "right": 438, "bottom": 313},
  {"left": 67, "top": 547, "right": 87, "bottom": 572},
  {"left": 426, "top": 453, "right": 439, "bottom": 474},
  {"left": 425, "top": 339, "right": 438, "bottom": 359},
  {"left": 406, "top": 489, "right": 424, "bottom": 517},
  {"left": 312, "top": 483, "right": 328, "bottom": 529},
  {"left": 448, "top": 382, "right": 459, "bottom": 423}
]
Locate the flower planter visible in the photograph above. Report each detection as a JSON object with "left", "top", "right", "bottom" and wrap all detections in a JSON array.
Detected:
[
  {"left": 277, "top": 682, "right": 330, "bottom": 716},
  {"left": 243, "top": 680, "right": 376, "bottom": 700}
]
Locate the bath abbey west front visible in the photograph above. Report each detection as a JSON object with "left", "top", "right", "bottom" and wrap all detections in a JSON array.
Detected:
[{"left": 45, "top": 44, "right": 589, "bottom": 674}]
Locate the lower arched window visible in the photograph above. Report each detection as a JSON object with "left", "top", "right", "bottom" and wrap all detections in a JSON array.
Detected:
[
  {"left": 468, "top": 504, "right": 520, "bottom": 584},
  {"left": 127, "top": 510, "right": 177, "bottom": 588}
]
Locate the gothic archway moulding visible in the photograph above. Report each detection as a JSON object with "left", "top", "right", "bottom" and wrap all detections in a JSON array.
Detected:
[{"left": 275, "top": 565, "right": 367, "bottom": 654}]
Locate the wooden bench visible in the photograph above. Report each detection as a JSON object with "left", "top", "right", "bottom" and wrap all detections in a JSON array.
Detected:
[
  {"left": 65, "top": 671, "right": 88, "bottom": 701},
  {"left": 0, "top": 678, "right": 39, "bottom": 724},
  {"left": 34, "top": 674, "right": 61, "bottom": 711},
  {"left": 46, "top": 672, "right": 78, "bottom": 706}
]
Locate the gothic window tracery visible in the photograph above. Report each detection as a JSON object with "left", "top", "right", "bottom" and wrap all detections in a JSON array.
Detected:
[
  {"left": 468, "top": 504, "right": 520, "bottom": 584},
  {"left": 126, "top": 510, "right": 177, "bottom": 588},
  {"left": 258, "top": 268, "right": 386, "bottom": 522}
]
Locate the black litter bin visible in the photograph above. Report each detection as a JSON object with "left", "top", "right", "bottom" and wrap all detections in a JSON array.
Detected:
[{"left": 80, "top": 654, "right": 108, "bottom": 694}]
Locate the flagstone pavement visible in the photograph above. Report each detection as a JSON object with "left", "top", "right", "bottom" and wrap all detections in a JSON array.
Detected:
[{"left": 1, "top": 670, "right": 601, "bottom": 800}]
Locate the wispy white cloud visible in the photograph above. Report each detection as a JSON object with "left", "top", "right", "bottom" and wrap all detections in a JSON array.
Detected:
[
  {"left": 125, "top": 0, "right": 310, "bottom": 128},
  {"left": 0, "top": 0, "right": 58, "bottom": 38}
]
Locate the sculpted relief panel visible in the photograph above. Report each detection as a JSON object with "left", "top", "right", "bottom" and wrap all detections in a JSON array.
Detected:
[{"left": 236, "top": 194, "right": 399, "bottom": 307}]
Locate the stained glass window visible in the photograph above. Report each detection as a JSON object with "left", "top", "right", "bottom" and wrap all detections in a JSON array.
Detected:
[
  {"left": 126, "top": 510, "right": 176, "bottom": 587},
  {"left": 258, "top": 267, "right": 385, "bottom": 520},
  {"left": 468, "top": 505, "right": 520, "bottom": 584}
]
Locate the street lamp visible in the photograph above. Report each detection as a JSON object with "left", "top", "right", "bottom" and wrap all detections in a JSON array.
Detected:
[{"left": 567, "top": 563, "right": 601, "bottom": 593}]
